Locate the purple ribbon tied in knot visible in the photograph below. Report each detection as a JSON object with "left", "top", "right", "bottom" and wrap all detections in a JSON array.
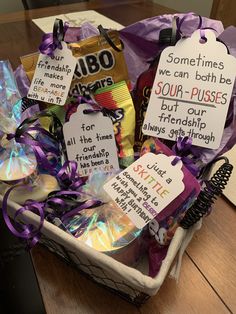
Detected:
[
  {"left": 48, "top": 160, "right": 101, "bottom": 218},
  {"left": 6, "top": 110, "right": 64, "bottom": 176},
  {"left": 171, "top": 137, "right": 199, "bottom": 177},
  {"left": 39, "top": 19, "right": 69, "bottom": 57}
]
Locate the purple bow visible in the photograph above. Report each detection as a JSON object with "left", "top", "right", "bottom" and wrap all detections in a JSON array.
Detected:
[
  {"left": 6, "top": 110, "right": 64, "bottom": 176},
  {"left": 56, "top": 161, "right": 84, "bottom": 190},
  {"left": 39, "top": 19, "right": 69, "bottom": 57},
  {"left": 176, "top": 12, "right": 217, "bottom": 41},
  {"left": 172, "top": 137, "right": 199, "bottom": 177},
  {"left": 48, "top": 160, "right": 101, "bottom": 216}
]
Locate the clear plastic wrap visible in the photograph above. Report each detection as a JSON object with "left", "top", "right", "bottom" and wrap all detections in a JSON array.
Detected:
[{"left": 0, "top": 60, "right": 37, "bottom": 182}]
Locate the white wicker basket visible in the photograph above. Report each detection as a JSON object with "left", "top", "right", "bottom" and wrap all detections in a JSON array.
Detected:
[{"left": 0, "top": 195, "right": 201, "bottom": 305}]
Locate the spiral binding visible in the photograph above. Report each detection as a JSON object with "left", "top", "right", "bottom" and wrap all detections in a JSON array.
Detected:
[{"left": 180, "top": 157, "right": 233, "bottom": 229}]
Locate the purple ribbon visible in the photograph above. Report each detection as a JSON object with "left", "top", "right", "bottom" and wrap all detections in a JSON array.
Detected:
[
  {"left": 176, "top": 13, "right": 203, "bottom": 36},
  {"left": 171, "top": 137, "right": 199, "bottom": 176},
  {"left": 61, "top": 199, "right": 101, "bottom": 223},
  {"left": 1, "top": 185, "right": 45, "bottom": 248},
  {"left": 65, "top": 95, "right": 99, "bottom": 122},
  {"left": 39, "top": 19, "right": 69, "bottom": 57},
  {"left": 6, "top": 110, "right": 64, "bottom": 175},
  {"left": 47, "top": 161, "right": 101, "bottom": 217},
  {"left": 56, "top": 160, "right": 84, "bottom": 190},
  {"left": 175, "top": 13, "right": 217, "bottom": 41},
  {"left": 1, "top": 159, "right": 102, "bottom": 248},
  {"left": 10, "top": 131, "right": 58, "bottom": 175}
]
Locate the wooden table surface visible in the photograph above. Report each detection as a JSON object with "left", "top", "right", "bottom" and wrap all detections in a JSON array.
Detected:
[{"left": 0, "top": 1, "right": 235, "bottom": 313}]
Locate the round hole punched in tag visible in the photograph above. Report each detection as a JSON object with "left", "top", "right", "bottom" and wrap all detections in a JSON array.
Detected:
[{"left": 98, "top": 24, "right": 124, "bottom": 52}]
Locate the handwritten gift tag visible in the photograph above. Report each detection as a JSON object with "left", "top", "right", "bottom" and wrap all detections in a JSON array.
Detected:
[
  {"left": 63, "top": 103, "right": 119, "bottom": 176},
  {"left": 27, "top": 42, "right": 76, "bottom": 106},
  {"left": 143, "top": 30, "right": 236, "bottom": 149},
  {"left": 104, "top": 153, "right": 184, "bottom": 229}
]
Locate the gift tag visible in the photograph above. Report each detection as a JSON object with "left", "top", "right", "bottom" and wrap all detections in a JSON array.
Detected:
[
  {"left": 63, "top": 103, "right": 119, "bottom": 176},
  {"left": 143, "top": 29, "right": 236, "bottom": 149},
  {"left": 104, "top": 153, "right": 184, "bottom": 229},
  {"left": 27, "top": 42, "right": 76, "bottom": 106}
]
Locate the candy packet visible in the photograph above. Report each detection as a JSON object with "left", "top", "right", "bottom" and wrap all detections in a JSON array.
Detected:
[
  {"left": 20, "top": 28, "right": 129, "bottom": 95},
  {"left": 68, "top": 29, "right": 129, "bottom": 96},
  {"left": 94, "top": 81, "right": 135, "bottom": 168},
  {"left": 140, "top": 137, "right": 200, "bottom": 276}
]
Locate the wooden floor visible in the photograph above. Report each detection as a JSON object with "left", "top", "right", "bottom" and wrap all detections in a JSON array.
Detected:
[{"left": 31, "top": 196, "right": 236, "bottom": 314}]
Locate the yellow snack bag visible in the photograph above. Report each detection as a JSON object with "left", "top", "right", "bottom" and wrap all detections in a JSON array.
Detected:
[{"left": 68, "top": 30, "right": 130, "bottom": 96}]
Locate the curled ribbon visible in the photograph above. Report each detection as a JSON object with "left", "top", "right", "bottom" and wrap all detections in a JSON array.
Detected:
[
  {"left": 6, "top": 110, "right": 65, "bottom": 175},
  {"left": 171, "top": 137, "right": 199, "bottom": 176},
  {"left": 1, "top": 160, "right": 101, "bottom": 247},
  {"left": 39, "top": 19, "right": 69, "bottom": 57},
  {"left": 176, "top": 13, "right": 203, "bottom": 37},
  {"left": 1, "top": 185, "right": 45, "bottom": 248},
  {"left": 47, "top": 161, "right": 101, "bottom": 216},
  {"left": 175, "top": 12, "right": 217, "bottom": 42},
  {"left": 56, "top": 160, "right": 84, "bottom": 190}
]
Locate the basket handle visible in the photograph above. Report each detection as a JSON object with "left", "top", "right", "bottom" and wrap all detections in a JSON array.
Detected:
[{"left": 180, "top": 157, "right": 233, "bottom": 229}]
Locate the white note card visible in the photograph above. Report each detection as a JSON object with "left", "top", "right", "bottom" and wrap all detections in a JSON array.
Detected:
[
  {"left": 63, "top": 103, "right": 119, "bottom": 176},
  {"left": 32, "top": 10, "right": 124, "bottom": 34},
  {"left": 28, "top": 42, "right": 76, "bottom": 106},
  {"left": 143, "top": 30, "right": 236, "bottom": 149},
  {"left": 104, "top": 153, "right": 184, "bottom": 229}
]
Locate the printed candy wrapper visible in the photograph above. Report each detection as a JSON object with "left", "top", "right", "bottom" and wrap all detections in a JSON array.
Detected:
[
  {"left": 0, "top": 60, "right": 37, "bottom": 182},
  {"left": 94, "top": 81, "right": 135, "bottom": 168},
  {"left": 140, "top": 137, "right": 200, "bottom": 277},
  {"left": 141, "top": 137, "right": 200, "bottom": 223},
  {"left": 69, "top": 15, "right": 223, "bottom": 88},
  {"left": 67, "top": 29, "right": 130, "bottom": 96},
  {"left": 20, "top": 28, "right": 129, "bottom": 100},
  {"left": 63, "top": 202, "right": 145, "bottom": 266}
]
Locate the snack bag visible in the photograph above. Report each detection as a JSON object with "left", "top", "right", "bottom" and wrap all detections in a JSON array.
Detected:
[
  {"left": 140, "top": 137, "right": 201, "bottom": 276},
  {"left": 133, "top": 57, "right": 159, "bottom": 153},
  {"left": 132, "top": 27, "right": 180, "bottom": 153},
  {"left": 68, "top": 30, "right": 130, "bottom": 96},
  {"left": 94, "top": 81, "right": 135, "bottom": 167}
]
